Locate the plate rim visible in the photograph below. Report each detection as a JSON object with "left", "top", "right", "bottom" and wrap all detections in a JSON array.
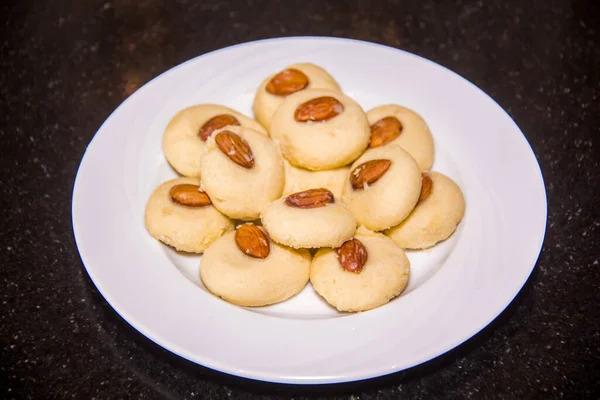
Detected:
[{"left": 72, "top": 36, "right": 548, "bottom": 384}]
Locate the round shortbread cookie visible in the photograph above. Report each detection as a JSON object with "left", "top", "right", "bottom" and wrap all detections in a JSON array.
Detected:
[
  {"left": 342, "top": 145, "right": 422, "bottom": 231},
  {"left": 144, "top": 177, "right": 234, "bottom": 253},
  {"left": 199, "top": 126, "right": 284, "bottom": 221},
  {"left": 366, "top": 104, "right": 435, "bottom": 171},
  {"left": 283, "top": 159, "right": 350, "bottom": 199},
  {"left": 270, "top": 89, "right": 370, "bottom": 170},
  {"left": 261, "top": 189, "right": 356, "bottom": 249},
  {"left": 252, "top": 63, "right": 342, "bottom": 130},
  {"left": 200, "top": 225, "right": 311, "bottom": 307},
  {"left": 386, "top": 172, "right": 465, "bottom": 249},
  {"left": 310, "top": 227, "right": 410, "bottom": 312},
  {"left": 163, "top": 104, "right": 266, "bottom": 177}
]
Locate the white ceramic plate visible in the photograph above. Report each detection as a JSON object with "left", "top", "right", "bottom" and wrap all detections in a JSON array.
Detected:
[{"left": 72, "top": 37, "right": 547, "bottom": 384}]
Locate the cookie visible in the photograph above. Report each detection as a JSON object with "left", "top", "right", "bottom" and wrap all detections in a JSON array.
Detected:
[
  {"left": 270, "top": 89, "right": 370, "bottom": 170},
  {"left": 261, "top": 188, "right": 356, "bottom": 249},
  {"left": 366, "top": 105, "right": 435, "bottom": 171},
  {"left": 310, "top": 227, "right": 410, "bottom": 312},
  {"left": 342, "top": 145, "right": 422, "bottom": 231},
  {"left": 200, "top": 223, "right": 311, "bottom": 307},
  {"left": 283, "top": 158, "right": 349, "bottom": 199},
  {"left": 144, "top": 177, "right": 234, "bottom": 253},
  {"left": 199, "top": 126, "right": 284, "bottom": 220},
  {"left": 253, "top": 63, "right": 342, "bottom": 130},
  {"left": 163, "top": 104, "right": 266, "bottom": 177},
  {"left": 386, "top": 172, "right": 465, "bottom": 249}
]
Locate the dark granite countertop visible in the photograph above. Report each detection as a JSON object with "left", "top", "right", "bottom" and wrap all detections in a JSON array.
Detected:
[{"left": 1, "top": 0, "right": 599, "bottom": 398}]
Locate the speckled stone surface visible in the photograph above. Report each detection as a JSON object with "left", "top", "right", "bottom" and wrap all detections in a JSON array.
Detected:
[{"left": 1, "top": 0, "right": 599, "bottom": 398}]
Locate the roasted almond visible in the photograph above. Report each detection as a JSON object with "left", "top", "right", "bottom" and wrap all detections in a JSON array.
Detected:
[
  {"left": 235, "top": 223, "right": 270, "bottom": 259},
  {"left": 198, "top": 114, "right": 240, "bottom": 141},
  {"left": 169, "top": 184, "right": 212, "bottom": 207},
  {"left": 337, "top": 238, "right": 368, "bottom": 273},
  {"left": 284, "top": 188, "right": 335, "bottom": 209},
  {"left": 294, "top": 96, "right": 344, "bottom": 122},
  {"left": 369, "top": 116, "right": 403, "bottom": 148},
  {"left": 418, "top": 173, "right": 433, "bottom": 203},
  {"left": 215, "top": 130, "right": 255, "bottom": 169},
  {"left": 349, "top": 159, "right": 392, "bottom": 190},
  {"left": 266, "top": 68, "right": 309, "bottom": 96}
]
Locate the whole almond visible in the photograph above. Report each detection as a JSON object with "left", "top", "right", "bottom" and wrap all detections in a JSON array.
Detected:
[
  {"left": 169, "top": 184, "right": 212, "bottom": 207},
  {"left": 215, "top": 130, "right": 255, "bottom": 169},
  {"left": 266, "top": 68, "right": 309, "bottom": 96},
  {"left": 294, "top": 96, "right": 344, "bottom": 122},
  {"left": 369, "top": 116, "right": 403, "bottom": 148},
  {"left": 418, "top": 173, "right": 433, "bottom": 203},
  {"left": 235, "top": 224, "right": 270, "bottom": 259},
  {"left": 285, "top": 188, "right": 335, "bottom": 209},
  {"left": 198, "top": 114, "right": 240, "bottom": 141},
  {"left": 337, "top": 238, "right": 368, "bottom": 273},
  {"left": 349, "top": 159, "right": 392, "bottom": 190}
]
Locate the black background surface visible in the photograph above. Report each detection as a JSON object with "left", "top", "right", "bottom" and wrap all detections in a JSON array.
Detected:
[{"left": 1, "top": 0, "right": 599, "bottom": 398}]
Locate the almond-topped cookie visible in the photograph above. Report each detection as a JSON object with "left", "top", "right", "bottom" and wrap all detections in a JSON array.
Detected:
[
  {"left": 163, "top": 104, "right": 266, "bottom": 177},
  {"left": 269, "top": 88, "right": 370, "bottom": 170},
  {"left": 342, "top": 145, "right": 422, "bottom": 231},
  {"left": 199, "top": 126, "right": 284, "bottom": 220},
  {"left": 366, "top": 104, "right": 435, "bottom": 171},
  {"left": 310, "top": 227, "right": 410, "bottom": 312},
  {"left": 200, "top": 223, "right": 311, "bottom": 307},
  {"left": 144, "top": 177, "right": 234, "bottom": 253},
  {"left": 253, "top": 63, "right": 342, "bottom": 130},
  {"left": 260, "top": 188, "right": 356, "bottom": 249},
  {"left": 386, "top": 172, "right": 465, "bottom": 249}
]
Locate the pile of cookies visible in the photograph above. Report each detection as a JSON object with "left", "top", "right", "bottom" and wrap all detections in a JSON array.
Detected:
[{"left": 145, "top": 63, "right": 465, "bottom": 312}]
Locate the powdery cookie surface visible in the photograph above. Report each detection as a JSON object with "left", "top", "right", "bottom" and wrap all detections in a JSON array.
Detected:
[
  {"left": 270, "top": 89, "right": 370, "bottom": 170},
  {"left": 200, "top": 126, "right": 284, "bottom": 220},
  {"left": 200, "top": 228, "right": 311, "bottom": 307},
  {"left": 253, "top": 63, "right": 342, "bottom": 130},
  {"left": 342, "top": 145, "right": 422, "bottom": 231},
  {"left": 163, "top": 104, "right": 266, "bottom": 177},
  {"left": 367, "top": 105, "right": 435, "bottom": 171},
  {"left": 386, "top": 172, "right": 465, "bottom": 249},
  {"left": 261, "top": 194, "right": 356, "bottom": 249},
  {"left": 283, "top": 159, "right": 350, "bottom": 199},
  {"left": 310, "top": 227, "right": 410, "bottom": 312},
  {"left": 144, "top": 177, "right": 234, "bottom": 253}
]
